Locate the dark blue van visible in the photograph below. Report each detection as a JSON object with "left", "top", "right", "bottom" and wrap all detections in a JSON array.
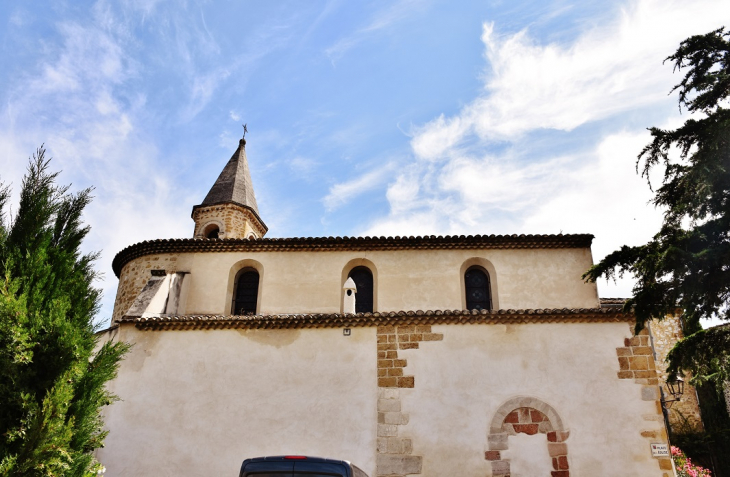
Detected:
[{"left": 239, "top": 456, "right": 368, "bottom": 477}]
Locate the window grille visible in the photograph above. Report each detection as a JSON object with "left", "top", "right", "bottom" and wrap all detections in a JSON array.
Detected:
[
  {"left": 233, "top": 269, "right": 259, "bottom": 315},
  {"left": 465, "top": 267, "right": 491, "bottom": 311}
]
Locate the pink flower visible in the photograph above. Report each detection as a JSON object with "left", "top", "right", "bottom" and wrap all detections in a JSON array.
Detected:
[{"left": 673, "top": 446, "right": 712, "bottom": 477}]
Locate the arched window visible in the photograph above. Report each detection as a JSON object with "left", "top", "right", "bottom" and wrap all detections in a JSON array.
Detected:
[
  {"left": 202, "top": 222, "right": 221, "bottom": 239},
  {"left": 349, "top": 266, "right": 373, "bottom": 313},
  {"left": 233, "top": 268, "right": 259, "bottom": 315},
  {"left": 465, "top": 266, "right": 491, "bottom": 311}
]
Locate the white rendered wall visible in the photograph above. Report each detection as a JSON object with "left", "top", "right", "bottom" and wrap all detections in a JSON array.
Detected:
[
  {"left": 113, "top": 247, "right": 599, "bottom": 321},
  {"left": 98, "top": 326, "right": 378, "bottom": 477},
  {"left": 98, "top": 321, "right": 667, "bottom": 477},
  {"left": 399, "top": 323, "right": 665, "bottom": 476}
]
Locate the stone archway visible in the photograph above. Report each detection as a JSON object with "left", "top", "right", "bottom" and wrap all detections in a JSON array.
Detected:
[{"left": 485, "top": 396, "right": 570, "bottom": 477}]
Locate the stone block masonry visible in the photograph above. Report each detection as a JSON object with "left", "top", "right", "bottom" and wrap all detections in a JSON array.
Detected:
[
  {"left": 615, "top": 325, "right": 673, "bottom": 474},
  {"left": 192, "top": 203, "right": 266, "bottom": 239},
  {"left": 649, "top": 317, "right": 704, "bottom": 433},
  {"left": 112, "top": 254, "right": 180, "bottom": 323},
  {"left": 376, "top": 325, "right": 443, "bottom": 389},
  {"left": 616, "top": 327, "right": 658, "bottom": 382},
  {"left": 376, "top": 325, "right": 443, "bottom": 477}
]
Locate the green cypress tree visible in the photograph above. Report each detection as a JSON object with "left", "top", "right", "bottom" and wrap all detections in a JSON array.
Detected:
[{"left": 0, "top": 147, "right": 129, "bottom": 476}]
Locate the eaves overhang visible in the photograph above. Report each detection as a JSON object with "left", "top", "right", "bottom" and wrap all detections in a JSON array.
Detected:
[{"left": 118, "top": 307, "right": 629, "bottom": 331}]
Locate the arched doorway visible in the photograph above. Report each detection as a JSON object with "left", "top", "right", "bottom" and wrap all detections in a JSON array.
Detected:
[{"left": 485, "top": 396, "right": 570, "bottom": 476}]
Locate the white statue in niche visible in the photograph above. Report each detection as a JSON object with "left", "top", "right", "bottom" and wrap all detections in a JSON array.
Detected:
[{"left": 343, "top": 277, "right": 357, "bottom": 314}]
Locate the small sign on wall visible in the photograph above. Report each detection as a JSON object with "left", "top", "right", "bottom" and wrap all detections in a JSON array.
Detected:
[{"left": 650, "top": 443, "right": 669, "bottom": 457}]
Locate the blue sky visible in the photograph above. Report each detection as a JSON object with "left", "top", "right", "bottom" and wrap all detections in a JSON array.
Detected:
[{"left": 0, "top": 0, "right": 728, "bottom": 325}]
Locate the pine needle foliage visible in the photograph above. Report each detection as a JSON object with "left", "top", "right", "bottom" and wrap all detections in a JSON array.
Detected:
[
  {"left": 0, "top": 147, "right": 129, "bottom": 477},
  {"left": 583, "top": 27, "right": 730, "bottom": 388}
]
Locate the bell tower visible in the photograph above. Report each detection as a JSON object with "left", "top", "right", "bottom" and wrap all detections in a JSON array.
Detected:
[{"left": 191, "top": 135, "right": 267, "bottom": 239}]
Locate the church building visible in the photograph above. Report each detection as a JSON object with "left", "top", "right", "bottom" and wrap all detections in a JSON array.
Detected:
[{"left": 96, "top": 135, "right": 700, "bottom": 476}]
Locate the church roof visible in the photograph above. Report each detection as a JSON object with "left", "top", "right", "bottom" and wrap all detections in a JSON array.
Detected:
[
  {"left": 117, "top": 307, "right": 633, "bottom": 331},
  {"left": 197, "top": 138, "right": 260, "bottom": 214},
  {"left": 599, "top": 298, "right": 629, "bottom": 308},
  {"left": 112, "top": 233, "right": 594, "bottom": 277}
]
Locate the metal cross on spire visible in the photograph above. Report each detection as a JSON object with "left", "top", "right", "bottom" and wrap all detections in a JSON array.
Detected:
[{"left": 242, "top": 123, "right": 248, "bottom": 139}]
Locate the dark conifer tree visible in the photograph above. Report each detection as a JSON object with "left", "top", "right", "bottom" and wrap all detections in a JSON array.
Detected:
[
  {"left": 0, "top": 147, "right": 128, "bottom": 476},
  {"left": 584, "top": 27, "right": 730, "bottom": 389},
  {"left": 584, "top": 28, "right": 730, "bottom": 473}
]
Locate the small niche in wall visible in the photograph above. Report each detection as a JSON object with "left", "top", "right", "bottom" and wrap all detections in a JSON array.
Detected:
[{"left": 206, "top": 226, "right": 219, "bottom": 239}]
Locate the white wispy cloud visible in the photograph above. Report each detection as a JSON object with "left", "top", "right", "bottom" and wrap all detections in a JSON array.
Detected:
[
  {"left": 183, "top": 66, "right": 232, "bottom": 120},
  {"left": 288, "top": 156, "right": 320, "bottom": 178},
  {"left": 411, "top": 0, "right": 730, "bottom": 161},
  {"left": 0, "top": 2, "right": 191, "bottom": 324},
  {"left": 325, "top": 0, "right": 427, "bottom": 64},
  {"left": 364, "top": 0, "right": 729, "bottom": 298},
  {"left": 9, "top": 7, "right": 32, "bottom": 28},
  {"left": 323, "top": 163, "right": 397, "bottom": 211},
  {"left": 119, "top": 1, "right": 273, "bottom": 122}
]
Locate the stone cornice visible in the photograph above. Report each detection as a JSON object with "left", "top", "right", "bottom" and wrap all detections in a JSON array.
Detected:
[
  {"left": 119, "top": 307, "right": 631, "bottom": 331},
  {"left": 112, "top": 233, "right": 594, "bottom": 277}
]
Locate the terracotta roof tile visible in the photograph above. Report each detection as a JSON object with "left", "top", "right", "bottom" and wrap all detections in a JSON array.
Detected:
[
  {"left": 599, "top": 298, "right": 630, "bottom": 304},
  {"left": 599, "top": 298, "right": 630, "bottom": 309},
  {"left": 119, "top": 307, "right": 631, "bottom": 331}
]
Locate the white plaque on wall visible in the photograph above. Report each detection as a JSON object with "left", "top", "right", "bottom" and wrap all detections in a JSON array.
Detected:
[{"left": 650, "top": 443, "right": 669, "bottom": 457}]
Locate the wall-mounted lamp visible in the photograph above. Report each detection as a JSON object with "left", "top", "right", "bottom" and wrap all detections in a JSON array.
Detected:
[{"left": 661, "top": 375, "right": 685, "bottom": 409}]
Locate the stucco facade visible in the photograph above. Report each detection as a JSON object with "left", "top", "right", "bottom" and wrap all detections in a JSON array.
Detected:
[
  {"left": 97, "top": 138, "right": 691, "bottom": 477},
  {"left": 98, "top": 318, "right": 673, "bottom": 477},
  {"left": 111, "top": 245, "right": 598, "bottom": 323}
]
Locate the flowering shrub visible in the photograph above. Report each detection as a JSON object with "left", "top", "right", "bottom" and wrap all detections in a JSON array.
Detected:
[{"left": 672, "top": 446, "right": 712, "bottom": 477}]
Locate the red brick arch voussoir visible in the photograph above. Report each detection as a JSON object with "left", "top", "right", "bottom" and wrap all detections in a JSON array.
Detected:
[{"left": 485, "top": 396, "right": 570, "bottom": 477}]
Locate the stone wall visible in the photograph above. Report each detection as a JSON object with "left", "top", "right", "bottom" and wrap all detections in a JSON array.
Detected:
[
  {"left": 111, "top": 253, "right": 182, "bottom": 323},
  {"left": 650, "top": 317, "right": 704, "bottom": 433},
  {"left": 376, "top": 325, "right": 443, "bottom": 477},
  {"left": 192, "top": 203, "right": 266, "bottom": 239},
  {"left": 614, "top": 325, "right": 672, "bottom": 474},
  {"left": 98, "top": 320, "right": 675, "bottom": 476},
  {"left": 401, "top": 323, "right": 669, "bottom": 476}
]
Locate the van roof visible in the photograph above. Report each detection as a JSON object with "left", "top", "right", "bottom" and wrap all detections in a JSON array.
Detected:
[{"left": 242, "top": 456, "right": 350, "bottom": 465}]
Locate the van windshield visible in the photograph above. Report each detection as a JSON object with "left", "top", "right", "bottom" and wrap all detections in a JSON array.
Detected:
[
  {"left": 241, "top": 456, "right": 366, "bottom": 477},
  {"left": 247, "top": 473, "right": 345, "bottom": 477}
]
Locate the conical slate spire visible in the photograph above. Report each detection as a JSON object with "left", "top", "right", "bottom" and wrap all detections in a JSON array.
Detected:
[{"left": 200, "top": 138, "right": 260, "bottom": 214}]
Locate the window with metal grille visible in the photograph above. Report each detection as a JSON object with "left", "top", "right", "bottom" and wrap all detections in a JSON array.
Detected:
[
  {"left": 348, "top": 266, "right": 373, "bottom": 313},
  {"left": 465, "top": 266, "right": 491, "bottom": 311},
  {"left": 233, "top": 269, "right": 259, "bottom": 315}
]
